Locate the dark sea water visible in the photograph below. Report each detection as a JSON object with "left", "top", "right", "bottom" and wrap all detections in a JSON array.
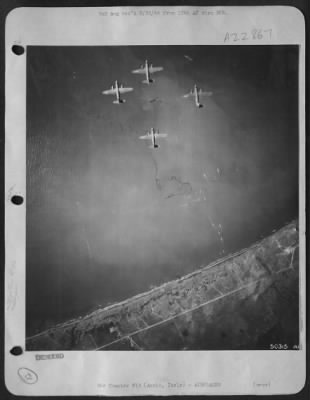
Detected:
[{"left": 26, "top": 45, "right": 299, "bottom": 335}]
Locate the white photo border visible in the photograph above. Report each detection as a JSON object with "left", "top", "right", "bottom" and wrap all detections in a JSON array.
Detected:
[{"left": 5, "top": 6, "right": 306, "bottom": 396}]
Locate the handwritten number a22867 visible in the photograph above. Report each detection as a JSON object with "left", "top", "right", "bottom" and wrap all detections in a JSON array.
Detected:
[
  {"left": 224, "top": 29, "right": 272, "bottom": 43},
  {"left": 224, "top": 32, "right": 248, "bottom": 42}
]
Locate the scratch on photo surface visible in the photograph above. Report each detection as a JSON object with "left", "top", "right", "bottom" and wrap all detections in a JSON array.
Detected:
[
  {"left": 207, "top": 215, "right": 225, "bottom": 255},
  {"left": 88, "top": 333, "right": 98, "bottom": 348},
  {"left": 184, "top": 54, "right": 193, "bottom": 61},
  {"left": 128, "top": 336, "right": 143, "bottom": 350},
  {"left": 75, "top": 201, "right": 93, "bottom": 260},
  {"left": 151, "top": 152, "right": 162, "bottom": 191}
]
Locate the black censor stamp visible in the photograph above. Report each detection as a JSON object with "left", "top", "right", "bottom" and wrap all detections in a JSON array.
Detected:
[{"left": 35, "top": 353, "right": 64, "bottom": 360}]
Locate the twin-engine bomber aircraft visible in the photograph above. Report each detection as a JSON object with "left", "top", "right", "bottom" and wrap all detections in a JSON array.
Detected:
[
  {"left": 139, "top": 128, "right": 168, "bottom": 149},
  {"left": 132, "top": 60, "right": 164, "bottom": 84},
  {"left": 102, "top": 80, "right": 133, "bottom": 104},
  {"left": 183, "top": 84, "right": 213, "bottom": 108}
]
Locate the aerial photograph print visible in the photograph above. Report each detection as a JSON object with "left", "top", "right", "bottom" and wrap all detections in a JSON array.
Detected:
[{"left": 25, "top": 45, "right": 300, "bottom": 351}]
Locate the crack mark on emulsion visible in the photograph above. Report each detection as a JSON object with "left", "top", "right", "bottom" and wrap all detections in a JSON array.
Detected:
[{"left": 151, "top": 152, "right": 162, "bottom": 191}]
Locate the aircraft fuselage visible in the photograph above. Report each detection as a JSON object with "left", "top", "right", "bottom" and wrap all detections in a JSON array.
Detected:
[
  {"left": 194, "top": 85, "right": 202, "bottom": 108},
  {"left": 114, "top": 80, "right": 121, "bottom": 103},
  {"left": 151, "top": 128, "right": 158, "bottom": 148},
  {"left": 144, "top": 60, "right": 153, "bottom": 84}
]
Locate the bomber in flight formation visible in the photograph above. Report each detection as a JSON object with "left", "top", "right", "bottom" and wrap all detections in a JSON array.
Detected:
[
  {"left": 102, "top": 59, "right": 163, "bottom": 103},
  {"left": 102, "top": 80, "right": 134, "bottom": 104},
  {"left": 101, "top": 58, "right": 212, "bottom": 149},
  {"left": 183, "top": 84, "right": 213, "bottom": 108},
  {"left": 131, "top": 59, "right": 164, "bottom": 84},
  {"left": 139, "top": 128, "right": 168, "bottom": 149}
]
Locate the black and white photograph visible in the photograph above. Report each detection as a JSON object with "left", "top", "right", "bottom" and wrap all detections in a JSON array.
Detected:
[
  {"left": 25, "top": 44, "right": 300, "bottom": 351},
  {"left": 4, "top": 5, "right": 307, "bottom": 396}
]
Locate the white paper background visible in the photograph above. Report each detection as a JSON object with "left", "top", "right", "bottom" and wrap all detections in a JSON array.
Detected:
[{"left": 5, "top": 6, "right": 306, "bottom": 396}]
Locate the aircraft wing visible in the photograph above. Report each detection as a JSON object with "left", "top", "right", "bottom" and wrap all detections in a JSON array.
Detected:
[
  {"left": 132, "top": 67, "right": 146, "bottom": 74},
  {"left": 102, "top": 88, "right": 117, "bottom": 95},
  {"left": 155, "top": 133, "right": 167, "bottom": 138},
  {"left": 118, "top": 87, "right": 133, "bottom": 94},
  {"left": 139, "top": 134, "right": 151, "bottom": 140},
  {"left": 183, "top": 92, "right": 194, "bottom": 98},
  {"left": 149, "top": 66, "right": 163, "bottom": 73},
  {"left": 200, "top": 90, "right": 213, "bottom": 96}
]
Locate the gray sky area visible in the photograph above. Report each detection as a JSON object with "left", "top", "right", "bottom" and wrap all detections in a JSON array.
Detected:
[{"left": 26, "top": 45, "right": 299, "bottom": 335}]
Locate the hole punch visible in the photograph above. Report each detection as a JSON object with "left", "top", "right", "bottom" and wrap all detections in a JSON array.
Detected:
[
  {"left": 11, "top": 45, "right": 25, "bottom": 55},
  {"left": 11, "top": 195, "right": 24, "bottom": 205},
  {"left": 10, "top": 346, "right": 23, "bottom": 356}
]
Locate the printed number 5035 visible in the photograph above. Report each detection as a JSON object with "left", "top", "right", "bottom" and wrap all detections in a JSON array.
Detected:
[{"left": 270, "top": 344, "right": 288, "bottom": 350}]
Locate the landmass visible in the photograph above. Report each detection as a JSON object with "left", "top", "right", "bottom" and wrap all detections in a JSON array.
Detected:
[{"left": 26, "top": 220, "right": 299, "bottom": 350}]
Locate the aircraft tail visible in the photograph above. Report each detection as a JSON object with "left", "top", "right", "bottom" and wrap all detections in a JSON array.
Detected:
[
  {"left": 149, "top": 144, "right": 159, "bottom": 149},
  {"left": 113, "top": 99, "right": 125, "bottom": 104},
  {"left": 142, "top": 79, "right": 154, "bottom": 84}
]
